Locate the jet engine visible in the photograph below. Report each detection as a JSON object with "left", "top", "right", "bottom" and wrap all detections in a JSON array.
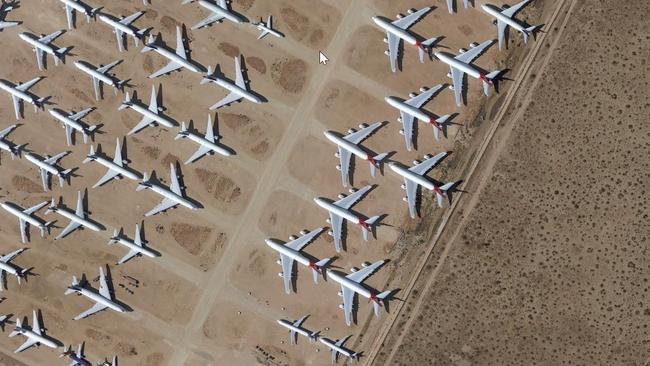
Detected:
[
  {"left": 400, "top": 183, "right": 406, "bottom": 190},
  {"left": 397, "top": 117, "right": 402, "bottom": 123},
  {"left": 358, "top": 123, "right": 368, "bottom": 129},
  {"left": 402, "top": 196, "right": 408, "bottom": 202},
  {"left": 277, "top": 272, "right": 284, "bottom": 277},
  {"left": 349, "top": 188, "right": 358, "bottom": 193},
  {"left": 335, "top": 164, "right": 342, "bottom": 171},
  {"left": 407, "top": 8, "right": 416, "bottom": 14},
  {"left": 347, "top": 128, "right": 356, "bottom": 134},
  {"left": 300, "top": 229, "right": 309, "bottom": 235},
  {"left": 448, "top": 85, "right": 454, "bottom": 90},
  {"left": 338, "top": 193, "right": 346, "bottom": 199},
  {"left": 396, "top": 13, "right": 404, "bottom": 18},
  {"left": 362, "top": 261, "right": 370, "bottom": 267},
  {"left": 384, "top": 50, "right": 390, "bottom": 56},
  {"left": 334, "top": 152, "right": 339, "bottom": 158},
  {"left": 412, "top": 159, "right": 421, "bottom": 165},
  {"left": 350, "top": 267, "right": 359, "bottom": 272},
  {"left": 409, "top": 92, "right": 417, "bottom": 98},
  {"left": 289, "top": 235, "right": 298, "bottom": 241},
  {"left": 338, "top": 304, "right": 344, "bottom": 309},
  {"left": 424, "top": 154, "right": 433, "bottom": 159},
  {"left": 419, "top": 87, "right": 428, "bottom": 92},
  {"left": 470, "top": 42, "right": 479, "bottom": 48},
  {"left": 399, "top": 129, "right": 405, "bottom": 135},
  {"left": 458, "top": 48, "right": 467, "bottom": 54}
]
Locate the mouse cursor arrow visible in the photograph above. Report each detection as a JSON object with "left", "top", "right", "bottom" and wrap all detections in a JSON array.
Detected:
[{"left": 319, "top": 51, "right": 329, "bottom": 65}]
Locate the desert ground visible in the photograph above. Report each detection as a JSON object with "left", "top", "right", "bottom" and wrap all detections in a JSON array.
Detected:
[{"left": 0, "top": 0, "right": 565, "bottom": 365}]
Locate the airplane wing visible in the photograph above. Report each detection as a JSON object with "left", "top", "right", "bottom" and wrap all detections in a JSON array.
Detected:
[
  {"left": 267, "top": 15, "right": 272, "bottom": 29},
  {"left": 0, "top": 248, "right": 25, "bottom": 263},
  {"left": 329, "top": 212, "right": 343, "bottom": 252},
  {"left": 69, "top": 107, "right": 93, "bottom": 121},
  {"left": 94, "top": 169, "right": 119, "bottom": 188},
  {"left": 98, "top": 267, "right": 111, "bottom": 299},
  {"left": 501, "top": 0, "right": 533, "bottom": 18},
  {"left": 91, "top": 76, "right": 101, "bottom": 100},
  {"left": 391, "top": 8, "right": 430, "bottom": 30},
  {"left": 73, "top": 302, "right": 108, "bottom": 320},
  {"left": 209, "top": 92, "right": 242, "bottom": 110},
  {"left": 14, "top": 337, "right": 39, "bottom": 353},
  {"left": 19, "top": 219, "right": 27, "bottom": 243},
  {"left": 56, "top": 220, "right": 81, "bottom": 240},
  {"left": 11, "top": 95, "right": 20, "bottom": 120},
  {"left": 39, "top": 168, "right": 48, "bottom": 191},
  {"left": 65, "top": 5, "right": 74, "bottom": 29},
  {"left": 343, "top": 122, "right": 382, "bottom": 145},
  {"left": 333, "top": 185, "right": 372, "bottom": 210},
  {"left": 450, "top": 67, "right": 464, "bottom": 107},
  {"left": 496, "top": 20, "right": 507, "bottom": 50},
  {"left": 446, "top": 0, "right": 453, "bottom": 13},
  {"left": 455, "top": 39, "right": 494, "bottom": 64},
  {"left": 192, "top": 14, "right": 224, "bottom": 30},
  {"left": 279, "top": 253, "right": 294, "bottom": 294},
  {"left": 148, "top": 86, "right": 159, "bottom": 112},
  {"left": 97, "top": 60, "right": 121, "bottom": 74},
  {"left": 257, "top": 30, "right": 270, "bottom": 40},
  {"left": 44, "top": 151, "right": 67, "bottom": 164},
  {"left": 175, "top": 26, "right": 187, "bottom": 58},
  {"left": 341, "top": 286, "right": 355, "bottom": 326},
  {"left": 118, "top": 250, "right": 138, "bottom": 265},
  {"left": 75, "top": 192, "right": 84, "bottom": 217},
  {"left": 234, "top": 56, "right": 246, "bottom": 89},
  {"left": 185, "top": 146, "right": 211, "bottom": 165},
  {"left": 405, "top": 84, "right": 443, "bottom": 109},
  {"left": 404, "top": 178, "right": 418, "bottom": 218},
  {"left": 149, "top": 61, "right": 183, "bottom": 78},
  {"left": 64, "top": 124, "right": 73, "bottom": 146},
  {"left": 144, "top": 198, "right": 178, "bottom": 217},
  {"left": 15, "top": 77, "right": 41, "bottom": 92},
  {"left": 120, "top": 11, "right": 143, "bottom": 26},
  {"left": 32, "top": 310, "right": 41, "bottom": 335},
  {"left": 24, "top": 201, "right": 48, "bottom": 215},
  {"left": 115, "top": 30, "right": 125, "bottom": 52},
  {"left": 400, "top": 112, "right": 415, "bottom": 151},
  {"left": 285, "top": 228, "right": 323, "bottom": 252},
  {"left": 128, "top": 116, "right": 155, "bottom": 135},
  {"left": 345, "top": 260, "right": 386, "bottom": 283},
  {"left": 36, "top": 49, "right": 44, "bottom": 71},
  {"left": 293, "top": 314, "right": 307, "bottom": 327},
  {"left": 134, "top": 224, "right": 142, "bottom": 246},
  {"left": 0, "top": 124, "right": 17, "bottom": 139},
  {"left": 205, "top": 115, "right": 216, "bottom": 142},
  {"left": 39, "top": 30, "right": 64, "bottom": 44},
  {"left": 386, "top": 33, "right": 399, "bottom": 73},
  {"left": 337, "top": 147, "right": 351, "bottom": 187},
  {"left": 169, "top": 164, "right": 182, "bottom": 196},
  {"left": 409, "top": 152, "right": 449, "bottom": 175}
]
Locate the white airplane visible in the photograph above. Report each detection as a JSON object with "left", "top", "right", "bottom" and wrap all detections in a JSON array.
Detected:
[
  {"left": 60, "top": 342, "right": 92, "bottom": 366},
  {"left": 141, "top": 25, "right": 204, "bottom": 78},
  {"left": 59, "top": 0, "right": 99, "bottom": 29},
  {"left": 0, "top": 76, "right": 46, "bottom": 120},
  {"left": 24, "top": 151, "right": 72, "bottom": 191},
  {"left": 65, "top": 267, "right": 127, "bottom": 320},
  {"left": 118, "top": 85, "right": 178, "bottom": 135},
  {"left": 46, "top": 191, "right": 103, "bottom": 240},
  {"left": 277, "top": 315, "right": 318, "bottom": 345},
  {"left": 0, "top": 201, "right": 52, "bottom": 243},
  {"left": 0, "top": 124, "right": 25, "bottom": 160},
  {"left": 137, "top": 163, "right": 199, "bottom": 217},
  {"left": 182, "top": 0, "right": 245, "bottom": 29},
  {"left": 0, "top": 248, "right": 29, "bottom": 291},
  {"left": 252, "top": 16, "right": 283, "bottom": 39},
  {"left": 19, "top": 30, "right": 69, "bottom": 71},
  {"left": 446, "top": 0, "right": 471, "bottom": 14},
  {"left": 319, "top": 335, "right": 358, "bottom": 364},
  {"left": 482, "top": 0, "right": 541, "bottom": 50},
  {"left": 97, "top": 356, "right": 117, "bottom": 366},
  {"left": 74, "top": 59, "right": 126, "bottom": 101},
  {"left": 97, "top": 10, "right": 147, "bottom": 52},
  {"left": 201, "top": 55, "right": 262, "bottom": 110},
  {"left": 0, "top": 1, "right": 20, "bottom": 31},
  {"left": 435, "top": 40, "right": 501, "bottom": 107},
  {"left": 109, "top": 224, "right": 160, "bottom": 265},
  {"left": 314, "top": 185, "right": 380, "bottom": 253},
  {"left": 10, "top": 310, "right": 59, "bottom": 353},
  {"left": 265, "top": 227, "right": 331, "bottom": 294},
  {"left": 371, "top": 7, "right": 439, "bottom": 73},
  {"left": 175, "top": 115, "right": 233, "bottom": 164},
  {"left": 389, "top": 152, "right": 461, "bottom": 218},
  {"left": 328, "top": 260, "right": 392, "bottom": 326},
  {"left": 83, "top": 139, "right": 142, "bottom": 188},
  {"left": 48, "top": 107, "right": 98, "bottom": 146},
  {"left": 324, "top": 122, "right": 388, "bottom": 187},
  {"left": 385, "top": 85, "right": 452, "bottom": 151}
]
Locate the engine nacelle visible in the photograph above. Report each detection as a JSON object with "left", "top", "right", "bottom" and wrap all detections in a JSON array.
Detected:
[
  {"left": 350, "top": 267, "right": 359, "bottom": 272},
  {"left": 419, "top": 87, "right": 428, "bottom": 93},
  {"left": 334, "top": 152, "right": 339, "bottom": 158},
  {"left": 409, "top": 92, "right": 417, "bottom": 98},
  {"left": 347, "top": 128, "right": 356, "bottom": 134},
  {"left": 458, "top": 48, "right": 467, "bottom": 54},
  {"left": 338, "top": 193, "right": 346, "bottom": 199},
  {"left": 339, "top": 304, "right": 345, "bottom": 309},
  {"left": 424, "top": 154, "right": 433, "bottom": 160},
  {"left": 300, "top": 229, "right": 309, "bottom": 236},
  {"left": 277, "top": 272, "right": 284, "bottom": 277},
  {"left": 403, "top": 196, "right": 408, "bottom": 202},
  {"left": 289, "top": 235, "right": 298, "bottom": 241},
  {"left": 337, "top": 291, "right": 343, "bottom": 297},
  {"left": 383, "top": 37, "right": 388, "bottom": 43},
  {"left": 349, "top": 188, "right": 358, "bottom": 194},
  {"left": 362, "top": 261, "right": 370, "bottom": 267},
  {"left": 446, "top": 72, "right": 452, "bottom": 78},
  {"left": 448, "top": 85, "right": 454, "bottom": 91},
  {"left": 397, "top": 117, "right": 402, "bottom": 123},
  {"left": 396, "top": 13, "right": 404, "bottom": 19},
  {"left": 358, "top": 123, "right": 368, "bottom": 129},
  {"left": 276, "top": 260, "right": 282, "bottom": 265},
  {"left": 326, "top": 218, "right": 331, "bottom": 224},
  {"left": 413, "top": 159, "right": 421, "bottom": 165},
  {"left": 399, "top": 129, "right": 405, "bottom": 135},
  {"left": 335, "top": 164, "right": 342, "bottom": 171},
  {"left": 384, "top": 50, "right": 390, "bottom": 56},
  {"left": 328, "top": 229, "right": 334, "bottom": 236},
  {"left": 470, "top": 42, "right": 479, "bottom": 48},
  {"left": 400, "top": 183, "right": 406, "bottom": 190},
  {"left": 407, "top": 8, "right": 416, "bottom": 14}
]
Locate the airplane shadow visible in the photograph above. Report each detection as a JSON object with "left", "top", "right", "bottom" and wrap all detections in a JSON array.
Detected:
[
  {"left": 104, "top": 265, "right": 133, "bottom": 312},
  {"left": 173, "top": 161, "right": 204, "bottom": 209}
]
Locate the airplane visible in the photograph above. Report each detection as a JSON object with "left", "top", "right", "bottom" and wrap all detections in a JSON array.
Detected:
[
  {"left": 0, "top": 201, "right": 52, "bottom": 243},
  {"left": 481, "top": 0, "right": 541, "bottom": 50},
  {"left": 141, "top": 25, "right": 205, "bottom": 78},
  {"left": 385, "top": 84, "right": 452, "bottom": 151},
  {"left": 181, "top": 0, "right": 245, "bottom": 29},
  {"left": 446, "top": 0, "right": 471, "bottom": 14},
  {"left": 64, "top": 266, "right": 127, "bottom": 320},
  {"left": 434, "top": 40, "right": 501, "bottom": 107},
  {"left": 388, "top": 152, "right": 461, "bottom": 218},
  {"left": 277, "top": 315, "right": 318, "bottom": 345},
  {"left": 319, "top": 335, "right": 358, "bottom": 364},
  {"left": 97, "top": 10, "right": 147, "bottom": 52},
  {"left": 371, "top": 7, "right": 439, "bottom": 72},
  {"left": 201, "top": 55, "right": 263, "bottom": 110},
  {"left": 137, "top": 163, "right": 199, "bottom": 217},
  {"left": 0, "top": 1, "right": 20, "bottom": 31},
  {"left": 46, "top": 191, "right": 103, "bottom": 240},
  {"left": 9, "top": 310, "right": 59, "bottom": 353},
  {"left": 48, "top": 107, "right": 98, "bottom": 146},
  {"left": 18, "top": 30, "right": 69, "bottom": 71},
  {"left": 24, "top": 151, "right": 72, "bottom": 191},
  {"left": 96, "top": 356, "right": 117, "bottom": 366},
  {"left": 0, "top": 76, "right": 46, "bottom": 120},
  {"left": 314, "top": 185, "right": 380, "bottom": 253},
  {"left": 109, "top": 223, "right": 160, "bottom": 265},
  {"left": 59, "top": 0, "right": 99, "bottom": 29},
  {"left": 327, "top": 260, "right": 392, "bottom": 326},
  {"left": 324, "top": 122, "right": 388, "bottom": 187},
  {"left": 74, "top": 59, "right": 126, "bottom": 100},
  {"left": 60, "top": 342, "right": 92, "bottom": 366},
  {"left": 0, "top": 248, "right": 30, "bottom": 291},
  {"left": 83, "top": 139, "right": 142, "bottom": 188},
  {"left": 118, "top": 85, "right": 178, "bottom": 135},
  {"left": 175, "top": 115, "right": 233, "bottom": 164},
  {"left": 252, "top": 16, "right": 284, "bottom": 39},
  {"left": 0, "top": 124, "right": 25, "bottom": 160},
  {"left": 265, "top": 227, "right": 331, "bottom": 294}
]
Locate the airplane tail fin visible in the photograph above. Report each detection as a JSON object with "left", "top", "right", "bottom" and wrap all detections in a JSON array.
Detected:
[
  {"left": 109, "top": 229, "right": 119, "bottom": 244},
  {"left": 83, "top": 145, "right": 96, "bottom": 164},
  {"left": 312, "top": 257, "right": 331, "bottom": 284},
  {"left": 483, "top": 70, "right": 502, "bottom": 96},
  {"left": 418, "top": 37, "right": 440, "bottom": 62},
  {"left": 432, "top": 114, "right": 452, "bottom": 140},
  {"left": 64, "top": 275, "right": 78, "bottom": 295},
  {"left": 11, "top": 144, "right": 26, "bottom": 159},
  {"left": 59, "top": 169, "right": 73, "bottom": 187},
  {"left": 141, "top": 34, "right": 156, "bottom": 52},
  {"left": 136, "top": 172, "right": 150, "bottom": 191},
  {"left": 175, "top": 121, "right": 188, "bottom": 140},
  {"left": 200, "top": 66, "right": 215, "bottom": 85},
  {"left": 361, "top": 215, "right": 381, "bottom": 241},
  {"left": 90, "top": 7, "right": 103, "bottom": 21},
  {"left": 369, "top": 152, "right": 389, "bottom": 177},
  {"left": 45, "top": 197, "right": 57, "bottom": 215},
  {"left": 118, "top": 92, "right": 131, "bottom": 110},
  {"left": 9, "top": 319, "right": 20, "bottom": 336},
  {"left": 309, "top": 330, "right": 320, "bottom": 343},
  {"left": 34, "top": 97, "right": 47, "bottom": 111},
  {"left": 55, "top": 47, "right": 70, "bottom": 64},
  {"left": 59, "top": 345, "right": 72, "bottom": 358},
  {"left": 41, "top": 221, "right": 55, "bottom": 237},
  {"left": 372, "top": 290, "right": 392, "bottom": 316},
  {"left": 523, "top": 25, "right": 543, "bottom": 43}
]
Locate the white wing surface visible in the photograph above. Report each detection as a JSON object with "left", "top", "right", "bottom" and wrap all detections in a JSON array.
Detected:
[
  {"left": 149, "top": 61, "right": 183, "bottom": 78},
  {"left": 73, "top": 302, "right": 107, "bottom": 320},
  {"left": 346, "top": 260, "right": 385, "bottom": 283},
  {"left": 333, "top": 185, "right": 372, "bottom": 210},
  {"left": 391, "top": 8, "right": 429, "bottom": 30},
  {"left": 0, "top": 248, "right": 25, "bottom": 263}
]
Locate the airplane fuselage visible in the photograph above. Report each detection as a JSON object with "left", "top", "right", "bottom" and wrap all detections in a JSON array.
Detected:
[
  {"left": 24, "top": 153, "right": 60, "bottom": 176},
  {"left": 0, "top": 202, "right": 46, "bottom": 229},
  {"left": 198, "top": 0, "right": 244, "bottom": 24},
  {"left": 206, "top": 76, "right": 261, "bottom": 104},
  {"left": 185, "top": 132, "right": 232, "bottom": 157},
  {"left": 324, "top": 131, "right": 371, "bottom": 161},
  {"left": 113, "top": 237, "right": 158, "bottom": 258},
  {"left": 60, "top": 0, "right": 90, "bottom": 15},
  {"left": 371, "top": 16, "right": 418, "bottom": 46},
  {"left": 385, "top": 96, "right": 431, "bottom": 122},
  {"left": 71, "top": 287, "right": 125, "bottom": 313},
  {"left": 319, "top": 338, "right": 355, "bottom": 360},
  {"left": 147, "top": 44, "right": 202, "bottom": 73},
  {"left": 0, "top": 140, "right": 13, "bottom": 153},
  {"left": 327, "top": 270, "right": 373, "bottom": 299},
  {"left": 98, "top": 14, "right": 136, "bottom": 36},
  {"left": 19, "top": 33, "right": 57, "bottom": 55},
  {"left": 314, "top": 197, "right": 363, "bottom": 225},
  {"left": 143, "top": 182, "right": 198, "bottom": 210},
  {"left": 435, "top": 52, "right": 482, "bottom": 79},
  {"left": 52, "top": 207, "right": 101, "bottom": 232},
  {"left": 276, "top": 319, "right": 313, "bottom": 340},
  {"left": 256, "top": 24, "right": 282, "bottom": 38},
  {"left": 265, "top": 239, "right": 311, "bottom": 268},
  {"left": 74, "top": 61, "right": 117, "bottom": 87},
  {"left": 13, "top": 328, "right": 58, "bottom": 349},
  {"left": 0, "top": 262, "right": 19, "bottom": 277},
  {"left": 389, "top": 163, "right": 435, "bottom": 191},
  {"left": 49, "top": 109, "right": 87, "bottom": 134},
  {"left": 126, "top": 102, "right": 176, "bottom": 128},
  {"left": 481, "top": 4, "right": 526, "bottom": 32},
  {"left": 90, "top": 156, "right": 140, "bottom": 181},
  {"left": 0, "top": 81, "right": 36, "bottom": 104}
]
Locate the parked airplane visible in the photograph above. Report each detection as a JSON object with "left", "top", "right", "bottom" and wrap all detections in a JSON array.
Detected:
[
  {"left": 9, "top": 310, "right": 59, "bottom": 353},
  {"left": 435, "top": 40, "right": 501, "bottom": 106},
  {"left": 74, "top": 59, "right": 126, "bottom": 100},
  {"left": 24, "top": 151, "right": 72, "bottom": 191},
  {"left": 60, "top": 342, "right": 91, "bottom": 366},
  {"left": 19, "top": 30, "right": 69, "bottom": 71},
  {"left": 0, "top": 248, "right": 29, "bottom": 291},
  {"left": 201, "top": 55, "right": 262, "bottom": 110},
  {"left": 142, "top": 25, "right": 204, "bottom": 78},
  {"left": 46, "top": 191, "right": 103, "bottom": 240},
  {"left": 314, "top": 185, "right": 380, "bottom": 253},
  {"left": 83, "top": 139, "right": 141, "bottom": 188},
  {"left": 325, "top": 122, "right": 388, "bottom": 187},
  {"left": 319, "top": 335, "right": 358, "bottom": 364},
  {"left": 0, "top": 76, "right": 46, "bottom": 120},
  {"left": 137, "top": 163, "right": 199, "bottom": 216},
  {"left": 48, "top": 107, "right": 98, "bottom": 146},
  {"left": 176, "top": 115, "right": 233, "bottom": 164},
  {"left": 385, "top": 85, "right": 452, "bottom": 151},
  {"left": 0, "top": 201, "right": 52, "bottom": 243},
  {"left": 389, "top": 152, "right": 460, "bottom": 218},
  {"left": 109, "top": 223, "right": 160, "bottom": 264},
  {"left": 97, "top": 10, "right": 147, "bottom": 52},
  {"left": 59, "top": 0, "right": 98, "bottom": 29},
  {"left": 119, "top": 85, "right": 177, "bottom": 134},
  {"left": 182, "top": 0, "right": 245, "bottom": 29},
  {"left": 277, "top": 315, "right": 318, "bottom": 344},
  {"left": 446, "top": 0, "right": 470, "bottom": 14},
  {"left": 97, "top": 356, "right": 117, "bottom": 366},
  {"left": 372, "top": 7, "right": 438, "bottom": 72},
  {"left": 328, "top": 260, "right": 391, "bottom": 326},
  {"left": 0, "top": 1, "right": 20, "bottom": 31},
  {"left": 252, "top": 16, "right": 283, "bottom": 39},
  {"left": 0, "top": 124, "right": 24, "bottom": 160},
  {"left": 482, "top": 0, "right": 541, "bottom": 50},
  {"left": 265, "top": 227, "right": 331, "bottom": 294},
  {"left": 65, "top": 267, "right": 127, "bottom": 320}
]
